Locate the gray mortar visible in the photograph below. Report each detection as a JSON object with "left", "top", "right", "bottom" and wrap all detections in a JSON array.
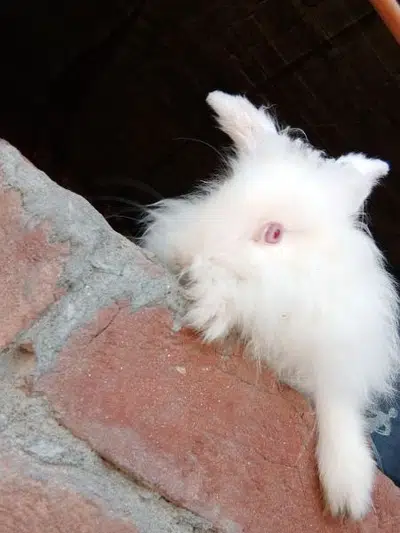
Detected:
[
  {"left": 0, "top": 140, "right": 186, "bottom": 373},
  {"left": 0, "top": 140, "right": 221, "bottom": 532},
  {"left": 0, "top": 383, "right": 216, "bottom": 533}
]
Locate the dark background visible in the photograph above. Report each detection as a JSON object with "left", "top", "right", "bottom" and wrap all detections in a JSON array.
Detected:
[{"left": 0, "top": 1, "right": 399, "bottom": 270}]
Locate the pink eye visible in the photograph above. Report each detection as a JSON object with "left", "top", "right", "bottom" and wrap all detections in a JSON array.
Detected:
[{"left": 260, "top": 222, "right": 284, "bottom": 244}]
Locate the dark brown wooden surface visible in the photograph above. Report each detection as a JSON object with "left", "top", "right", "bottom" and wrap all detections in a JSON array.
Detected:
[{"left": 0, "top": 0, "right": 399, "bottom": 271}]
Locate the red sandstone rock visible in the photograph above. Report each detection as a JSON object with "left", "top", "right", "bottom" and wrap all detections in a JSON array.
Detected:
[
  {"left": 1, "top": 143, "right": 399, "bottom": 531},
  {"left": 0, "top": 451, "right": 138, "bottom": 533},
  {"left": 37, "top": 306, "right": 400, "bottom": 533},
  {"left": 0, "top": 186, "right": 67, "bottom": 349}
]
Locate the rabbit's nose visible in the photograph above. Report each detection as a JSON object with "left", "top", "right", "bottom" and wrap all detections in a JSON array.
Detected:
[{"left": 178, "top": 271, "right": 192, "bottom": 288}]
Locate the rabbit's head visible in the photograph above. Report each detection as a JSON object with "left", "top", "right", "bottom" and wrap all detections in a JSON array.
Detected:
[{"left": 141, "top": 91, "right": 390, "bottom": 343}]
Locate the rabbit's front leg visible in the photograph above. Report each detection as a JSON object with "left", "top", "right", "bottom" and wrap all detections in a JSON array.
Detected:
[
  {"left": 315, "top": 388, "right": 375, "bottom": 520},
  {"left": 184, "top": 257, "right": 238, "bottom": 342}
]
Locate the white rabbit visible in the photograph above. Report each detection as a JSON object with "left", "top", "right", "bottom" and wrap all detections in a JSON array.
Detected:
[{"left": 140, "top": 90, "right": 400, "bottom": 520}]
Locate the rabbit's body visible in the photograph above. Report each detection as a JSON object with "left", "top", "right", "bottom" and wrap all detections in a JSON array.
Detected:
[{"left": 141, "top": 91, "right": 400, "bottom": 520}]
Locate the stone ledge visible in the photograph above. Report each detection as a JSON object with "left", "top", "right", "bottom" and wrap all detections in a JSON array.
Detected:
[{"left": 0, "top": 140, "right": 399, "bottom": 532}]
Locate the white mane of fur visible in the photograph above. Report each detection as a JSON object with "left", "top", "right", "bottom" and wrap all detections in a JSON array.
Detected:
[{"left": 140, "top": 90, "right": 399, "bottom": 520}]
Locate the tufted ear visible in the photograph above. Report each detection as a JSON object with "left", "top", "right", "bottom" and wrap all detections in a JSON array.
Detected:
[
  {"left": 335, "top": 152, "right": 389, "bottom": 213},
  {"left": 206, "top": 90, "right": 278, "bottom": 153}
]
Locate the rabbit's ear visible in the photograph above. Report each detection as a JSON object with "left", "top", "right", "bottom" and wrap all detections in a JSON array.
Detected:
[
  {"left": 335, "top": 153, "right": 389, "bottom": 213},
  {"left": 206, "top": 91, "right": 277, "bottom": 152}
]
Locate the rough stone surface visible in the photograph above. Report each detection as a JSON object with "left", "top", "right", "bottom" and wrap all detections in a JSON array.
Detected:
[
  {"left": 0, "top": 382, "right": 213, "bottom": 533},
  {"left": 0, "top": 139, "right": 183, "bottom": 372},
  {"left": 0, "top": 186, "right": 67, "bottom": 350},
  {"left": 37, "top": 306, "right": 400, "bottom": 533},
  {"left": 0, "top": 140, "right": 400, "bottom": 532},
  {"left": 0, "top": 449, "right": 139, "bottom": 533}
]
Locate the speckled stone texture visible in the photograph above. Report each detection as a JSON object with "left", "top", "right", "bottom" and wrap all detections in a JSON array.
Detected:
[{"left": 0, "top": 140, "right": 399, "bottom": 532}]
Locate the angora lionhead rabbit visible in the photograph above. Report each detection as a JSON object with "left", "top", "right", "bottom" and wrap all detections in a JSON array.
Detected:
[{"left": 140, "top": 90, "right": 400, "bottom": 520}]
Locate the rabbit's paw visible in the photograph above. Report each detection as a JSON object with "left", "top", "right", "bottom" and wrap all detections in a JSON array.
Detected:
[{"left": 320, "top": 441, "right": 374, "bottom": 520}]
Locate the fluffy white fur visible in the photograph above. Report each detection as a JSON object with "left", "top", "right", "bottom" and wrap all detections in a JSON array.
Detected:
[{"left": 140, "top": 90, "right": 400, "bottom": 520}]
